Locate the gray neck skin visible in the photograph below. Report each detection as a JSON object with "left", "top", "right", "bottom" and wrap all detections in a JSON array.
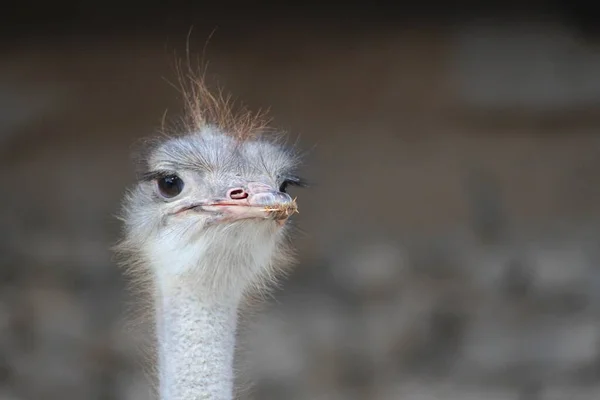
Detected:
[{"left": 155, "top": 279, "right": 239, "bottom": 400}]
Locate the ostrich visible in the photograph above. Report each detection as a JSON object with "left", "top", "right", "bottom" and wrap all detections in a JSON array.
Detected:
[{"left": 115, "top": 75, "right": 305, "bottom": 400}]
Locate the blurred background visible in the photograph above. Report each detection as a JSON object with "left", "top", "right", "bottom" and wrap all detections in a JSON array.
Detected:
[{"left": 2, "top": 1, "right": 600, "bottom": 399}]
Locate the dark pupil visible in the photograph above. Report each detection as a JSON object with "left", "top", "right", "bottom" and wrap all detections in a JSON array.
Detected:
[{"left": 158, "top": 175, "right": 184, "bottom": 198}]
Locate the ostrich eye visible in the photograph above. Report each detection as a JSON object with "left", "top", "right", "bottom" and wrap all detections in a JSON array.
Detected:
[
  {"left": 279, "top": 180, "right": 291, "bottom": 193},
  {"left": 279, "top": 176, "right": 305, "bottom": 193},
  {"left": 157, "top": 175, "right": 184, "bottom": 198}
]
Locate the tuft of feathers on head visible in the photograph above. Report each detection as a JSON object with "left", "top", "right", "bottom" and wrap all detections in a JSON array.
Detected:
[
  {"left": 174, "top": 58, "right": 272, "bottom": 142},
  {"left": 126, "top": 58, "right": 294, "bottom": 182}
]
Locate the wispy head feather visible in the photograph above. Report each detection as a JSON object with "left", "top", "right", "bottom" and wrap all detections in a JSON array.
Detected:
[{"left": 173, "top": 59, "right": 271, "bottom": 142}]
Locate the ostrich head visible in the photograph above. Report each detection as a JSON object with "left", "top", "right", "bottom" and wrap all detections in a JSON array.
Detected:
[
  {"left": 119, "top": 128, "right": 303, "bottom": 302},
  {"left": 117, "top": 83, "right": 304, "bottom": 303}
]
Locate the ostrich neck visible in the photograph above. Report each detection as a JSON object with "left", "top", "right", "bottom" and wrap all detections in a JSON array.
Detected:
[{"left": 155, "top": 278, "right": 239, "bottom": 400}]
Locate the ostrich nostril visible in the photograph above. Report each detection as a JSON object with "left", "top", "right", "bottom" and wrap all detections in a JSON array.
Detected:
[{"left": 228, "top": 188, "right": 249, "bottom": 200}]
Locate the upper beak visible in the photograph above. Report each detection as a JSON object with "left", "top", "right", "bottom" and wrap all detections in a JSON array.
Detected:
[{"left": 193, "top": 183, "right": 298, "bottom": 222}]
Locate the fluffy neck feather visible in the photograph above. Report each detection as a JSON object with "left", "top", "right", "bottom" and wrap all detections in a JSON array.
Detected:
[{"left": 155, "top": 277, "right": 239, "bottom": 400}]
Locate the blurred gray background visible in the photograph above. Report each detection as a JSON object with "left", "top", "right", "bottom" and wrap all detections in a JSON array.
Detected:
[{"left": 2, "top": 1, "right": 600, "bottom": 399}]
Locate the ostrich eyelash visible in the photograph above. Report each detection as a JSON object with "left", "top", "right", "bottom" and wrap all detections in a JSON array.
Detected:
[
  {"left": 281, "top": 175, "right": 308, "bottom": 188},
  {"left": 141, "top": 170, "right": 178, "bottom": 182}
]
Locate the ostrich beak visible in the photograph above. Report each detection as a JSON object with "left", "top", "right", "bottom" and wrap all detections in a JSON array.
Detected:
[
  {"left": 248, "top": 191, "right": 299, "bottom": 221},
  {"left": 193, "top": 183, "right": 298, "bottom": 223}
]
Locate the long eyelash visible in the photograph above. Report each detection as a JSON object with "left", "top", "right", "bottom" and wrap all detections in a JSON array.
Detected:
[
  {"left": 285, "top": 175, "right": 309, "bottom": 188},
  {"left": 141, "top": 170, "right": 177, "bottom": 182}
]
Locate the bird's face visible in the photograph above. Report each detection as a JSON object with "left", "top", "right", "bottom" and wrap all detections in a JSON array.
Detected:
[
  {"left": 145, "top": 162, "right": 300, "bottom": 229},
  {"left": 119, "top": 128, "right": 304, "bottom": 292},
  {"left": 142, "top": 129, "right": 302, "bottom": 228}
]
